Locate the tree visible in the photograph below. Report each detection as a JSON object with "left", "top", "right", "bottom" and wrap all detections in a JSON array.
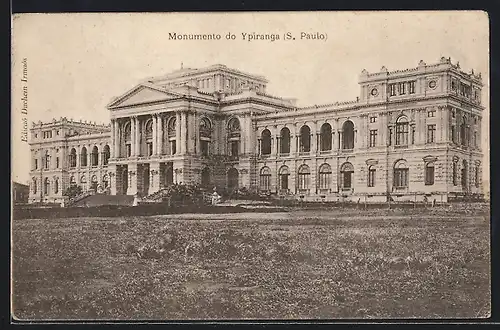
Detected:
[{"left": 63, "top": 185, "right": 83, "bottom": 199}]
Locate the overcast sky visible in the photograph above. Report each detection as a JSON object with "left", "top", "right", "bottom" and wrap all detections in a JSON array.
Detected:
[{"left": 12, "top": 11, "right": 489, "bottom": 188}]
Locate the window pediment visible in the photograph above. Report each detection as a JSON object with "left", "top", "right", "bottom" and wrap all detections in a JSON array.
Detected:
[
  {"left": 423, "top": 155, "right": 438, "bottom": 163},
  {"left": 365, "top": 159, "right": 379, "bottom": 166}
]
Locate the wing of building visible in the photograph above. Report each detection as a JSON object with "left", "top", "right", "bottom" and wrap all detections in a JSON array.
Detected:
[{"left": 28, "top": 58, "right": 484, "bottom": 204}]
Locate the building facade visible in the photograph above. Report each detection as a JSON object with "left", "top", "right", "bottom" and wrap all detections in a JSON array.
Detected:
[{"left": 28, "top": 57, "right": 484, "bottom": 204}]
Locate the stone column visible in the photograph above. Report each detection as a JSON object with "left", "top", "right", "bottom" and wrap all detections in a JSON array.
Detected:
[
  {"left": 110, "top": 119, "right": 115, "bottom": 158},
  {"left": 130, "top": 117, "right": 136, "bottom": 156},
  {"left": 181, "top": 111, "right": 187, "bottom": 154},
  {"left": 176, "top": 112, "right": 181, "bottom": 154},
  {"left": 152, "top": 114, "right": 157, "bottom": 155},
  {"left": 135, "top": 117, "right": 141, "bottom": 157},
  {"left": 157, "top": 115, "right": 163, "bottom": 155},
  {"left": 339, "top": 130, "right": 343, "bottom": 149}
]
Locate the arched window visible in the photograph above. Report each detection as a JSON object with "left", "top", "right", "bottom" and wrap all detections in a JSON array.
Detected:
[
  {"left": 167, "top": 117, "right": 177, "bottom": 155},
  {"left": 342, "top": 121, "right": 354, "bottom": 149},
  {"left": 144, "top": 119, "right": 153, "bottom": 156},
  {"left": 318, "top": 163, "right": 332, "bottom": 190},
  {"left": 200, "top": 117, "right": 212, "bottom": 157},
  {"left": 70, "top": 175, "right": 76, "bottom": 187},
  {"left": 280, "top": 127, "right": 290, "bottom": 154},
  {"left": 425, "top": 162, "right": 435, "bottom": 185},
  {"left": 340, "top": 162, "right": 354, "bottom": 189},
  {"left": 461, "top": 160, "right": 468, "bottom": 189},
  {"left": 297, "top": 164, "right": 311, "bottom": 190},
  {"left": 261, "top": 129, "right": 271, "bottom": 155},
  {"left": 393, "top": 159, "right": 409, "bottom": 188},
  {"left": 102, "top": 174, "right": 109, "bottom": 189},
  {"left": 201, "top": 167, "right": 211, "bottom": 187},
  {"left": 69, "top": 148, "right": 77, "bottom": 168},
  {"left": 81, "top": 175, "right": 87, "bottom": 191},
  {"left": 80, "top": 147, "right": 88, "bottom": 167},
  {"left": 91, "top": 175, "right": 98, "bottom": 192},
  {"left": 395, "top": 116, "right": 409, "bottom": 146},
  {"left": 320, "top": 123, "right": 332, "bottom": 151},
  {"left": 54, "top": 178, "right": 59, "bottom": 194},
  {"left": 32, "top": 178, "right": 37, "bottom": 194},
  {"left": 279, "top": 165, "right": 290, "bottom": 191},
  {"left": 259, "top": 166, "right": 271, "bottom": 191},
  {"left": 44, "top": 177, "right": 50, "bottom": 195},
  {"left": 228, "top": 117, "right": 240, "bottom": 133},
  {"left": 102, "top": 145, "right": 110, "bottom": 165},
  {"left": 367, "top": 165, "right": 376, "bottom": 187},
  {"left": 227, "top": 118, "right": 240, "bottom": 158},
  {"left": 299, "top": 125, "right": 311, "bottom": 153},
  {"left": 123, "top": 122, "right": 131, "bottom": 157},
  {"left": 91, "top": 146, "right": 99, "bottom": 166}
]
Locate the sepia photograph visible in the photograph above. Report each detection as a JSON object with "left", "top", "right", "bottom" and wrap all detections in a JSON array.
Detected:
[{"left": 11, "top": 11, "right": 490, "bottom": 320}]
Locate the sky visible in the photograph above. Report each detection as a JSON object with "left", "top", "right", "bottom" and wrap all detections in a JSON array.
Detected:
[{"left": 11, "top": 11, "right": 489, "bottom": 190}]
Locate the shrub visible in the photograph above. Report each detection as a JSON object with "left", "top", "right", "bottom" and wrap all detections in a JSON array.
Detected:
[{"left": 63, "top": 185, "right": 83, "bottom": 199}]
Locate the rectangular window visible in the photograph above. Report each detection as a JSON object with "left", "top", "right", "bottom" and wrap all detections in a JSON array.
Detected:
[
  {"left": 451, "top": 126, "right": 456, "bottom": 143},
  {"left": 427, "top": 110, "right": 436, "bottom": 117},
  {"left": 369, "top": 116, "right": 377, "bottom": 123},
  {"left": 56, "top": 157, "right": 59, "bottom": 168},
  {"left": 473, "top": 132, "right": 477, "bottom": 147},
  {"left": 369, "top": 130, "right": 377, "bottom": 147},
  {"left": 34, "top": 159, "right": 38, "bottom": 170},
  {"left": 368, "top": 168, "right": 376, "bottom": 187},
  {"left": 398, "top": 82, "right": 406, "bottom": 95},
  {"left": 425, "top": 165, "right": 435, "bottom": 185},
  {"left": 388, "top": 127, "right": 393, "bottom": 146},
  {"left": 394, "top": 169, "right": 409, "bottom": 187},
  {"left": 126, "top": 144, "right": 131, "bottom": 157},
  {"left": 409, "top": 81, "right": 416, "bottom": 94},
  {"left": 427, "top": 124, "right": 436, "bottom": 143},
  {"left": 411, "top": 126, "right": 415, "bottom": 144},
  {"left": 389, "top": 83, "right": 397, "bottom": 96}
]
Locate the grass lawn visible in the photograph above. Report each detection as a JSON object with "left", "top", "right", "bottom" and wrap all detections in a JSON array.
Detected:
[{"left": 12, "top": 206, "right": 490, "bottom": 320}]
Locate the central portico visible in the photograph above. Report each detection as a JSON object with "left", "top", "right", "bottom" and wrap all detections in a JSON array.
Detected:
[{"left": 106, "top": 65, "right": 271, "bottom": 196}]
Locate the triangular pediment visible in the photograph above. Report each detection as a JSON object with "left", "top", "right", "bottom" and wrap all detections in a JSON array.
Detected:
[{"left": 108, "top": 84, "right": 181, "bottom": 109}]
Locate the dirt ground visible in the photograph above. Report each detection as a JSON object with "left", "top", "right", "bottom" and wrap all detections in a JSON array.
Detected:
[{"left": 12, "top": 205, "right": 490, "bottom": 320}]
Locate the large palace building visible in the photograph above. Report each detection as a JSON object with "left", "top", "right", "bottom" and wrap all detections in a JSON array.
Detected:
[{"left": 28, "top": 57, "right": 484, "bottom": 204}]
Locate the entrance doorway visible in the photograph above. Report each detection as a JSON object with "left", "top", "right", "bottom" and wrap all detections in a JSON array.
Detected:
[
  {"left": 227, "top": 168, "right": 239, "bottom": 192},
  {"left": 201, "top": 167, "right": 211, "bottom": 187}
]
